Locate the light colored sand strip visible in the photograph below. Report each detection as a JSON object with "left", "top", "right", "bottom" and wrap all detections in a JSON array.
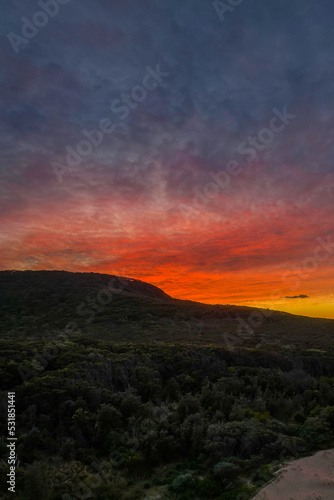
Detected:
[{"left": 252, "top": 449, "right": 334, "bottom": 500}]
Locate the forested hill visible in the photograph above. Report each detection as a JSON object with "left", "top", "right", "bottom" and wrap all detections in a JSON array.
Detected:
[
  {"left": 0, "top": 270, "right": 171, "bottom": 301},
  {"left": 0, "top": 270, "right": 334, "bottom": 351},
  {"left": 1, "top": 271, "right": 334, "bottom": 499}
]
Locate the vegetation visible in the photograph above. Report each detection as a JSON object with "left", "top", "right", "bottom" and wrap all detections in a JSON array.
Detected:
[
  {"left": 1, "top": 271, "right": 334, "bottom": 498},
  {"left": 1, "top": 270, "right": 334, "bottom": 351},
  {"left": 1, "top": 341, "right": 334, "bottom": 498}
]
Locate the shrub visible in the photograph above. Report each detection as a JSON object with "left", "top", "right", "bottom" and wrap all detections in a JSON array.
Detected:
[{"left": 169, "top": 472, "right": 195, "bottom": 492}]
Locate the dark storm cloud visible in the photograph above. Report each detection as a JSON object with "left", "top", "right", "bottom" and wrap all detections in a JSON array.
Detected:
[{"left": 1, "top": 0, "right": 334, "bottom": 188}]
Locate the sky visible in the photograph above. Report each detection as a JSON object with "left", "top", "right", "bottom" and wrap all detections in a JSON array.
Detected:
[{"left": 0, "top": 0, "right": 333, "bottom": 319}]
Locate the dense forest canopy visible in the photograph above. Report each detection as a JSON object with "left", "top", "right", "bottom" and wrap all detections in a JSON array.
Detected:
[{"left": 1, "top": 271, "right": 334, "bottom": 499}]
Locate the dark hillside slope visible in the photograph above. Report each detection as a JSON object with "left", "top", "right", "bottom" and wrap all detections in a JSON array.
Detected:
[
  {"left": 0, "top": 270, "right": 333, "bottom": 351},
  {"left": 1, "top": 271, "right": 334, "bottom": 499},
  {"left": 0, "top": 270, "right": 171, "bottom": 301}
]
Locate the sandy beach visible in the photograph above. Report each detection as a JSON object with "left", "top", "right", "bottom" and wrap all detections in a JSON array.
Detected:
[{"left": 252, "top": 449, "right": 334, "bottom": 500}]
